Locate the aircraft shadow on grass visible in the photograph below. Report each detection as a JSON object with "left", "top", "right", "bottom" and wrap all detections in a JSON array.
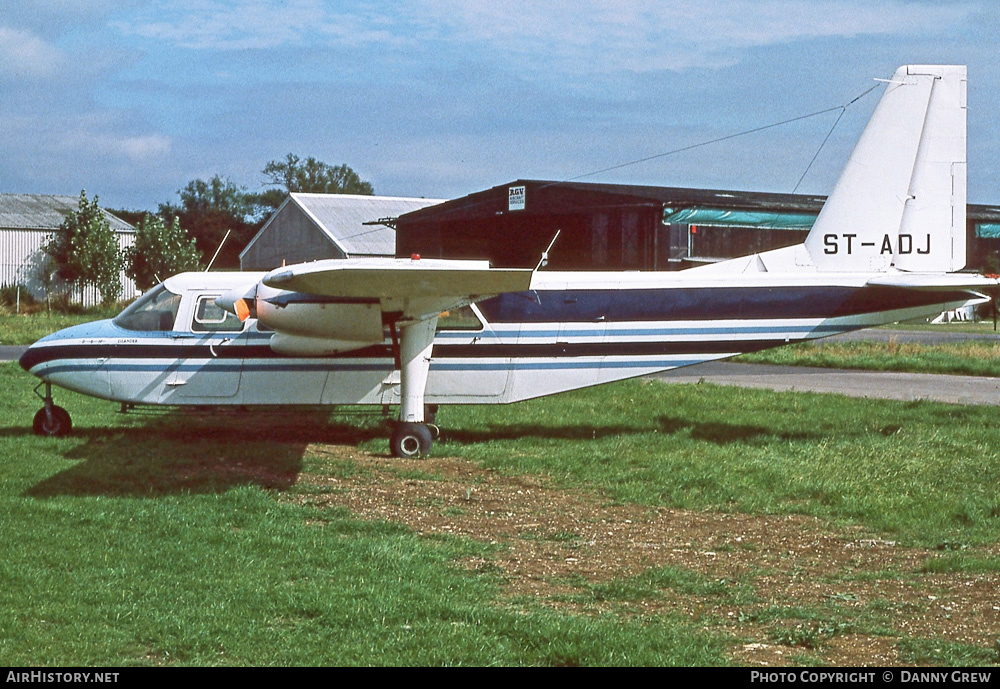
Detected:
[
  {"left": 438, "top": 422, "right": 651, "bottom": 444},
  {"left": 416, "top": 414, "right": 822, "bottom": 447},
  {"left": 24, "top": 415, "right": 659, "bottom": 498},
  {"left": 23, "top": 409, "right": 388, "bottom": 499},
  {"left": 657, "top": 416, "right": 822, "bottom": 445},
  {"left": 20, "top": 401, "right": 894, "bottom": 498}
]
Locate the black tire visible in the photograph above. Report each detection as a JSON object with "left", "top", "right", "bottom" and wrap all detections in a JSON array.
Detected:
[
  {"left": 424, "top": 404, "right": 439, "bottom": 425},
  {"left": 32, "top": 406, "right": 72, "bottom": 437},
  {"left": 390, "top": 422, "right": 433, "bottom": 458}
]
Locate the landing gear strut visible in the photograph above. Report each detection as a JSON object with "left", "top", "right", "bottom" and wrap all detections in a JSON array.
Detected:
[
  {"left": 389, "top": 316, "right": 438, "bottom": 458},
  {"left": 32, "top": 382, "right": 72, "bottom": 437}
]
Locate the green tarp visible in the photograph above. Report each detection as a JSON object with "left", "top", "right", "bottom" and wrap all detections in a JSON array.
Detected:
[
  {"left": 663, "top": 207, "right": 817, "bottom": 229},
  {"left": 976, "top": 223, "right": 1000, "bottom": 239}
]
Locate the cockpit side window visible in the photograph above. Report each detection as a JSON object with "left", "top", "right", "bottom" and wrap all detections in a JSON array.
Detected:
[
  {"left": 192, "top": 295, "right": 245, "bottom": 333},
  {"left": 113, "top": 284, "right": 182, "bottom": 331},
  {"left": 436, "top": 304, "right": 484, "bottom": 332}
]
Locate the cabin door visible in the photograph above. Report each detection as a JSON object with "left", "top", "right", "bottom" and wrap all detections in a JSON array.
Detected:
[{"left": 164, "top": 293, "right": 246, "bottom": 400}]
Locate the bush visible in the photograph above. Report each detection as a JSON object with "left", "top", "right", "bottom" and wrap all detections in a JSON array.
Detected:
[{"left": 0, "top": 284, "right": 37, "bottom": 312}]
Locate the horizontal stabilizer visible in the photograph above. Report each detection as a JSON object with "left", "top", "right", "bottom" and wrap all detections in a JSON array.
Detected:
[
  {"left": 263, "top": 257, "right": 534, "bottom": 299},
  {"left": 866, "top": 273, "right": 997, "bottom": 292}
]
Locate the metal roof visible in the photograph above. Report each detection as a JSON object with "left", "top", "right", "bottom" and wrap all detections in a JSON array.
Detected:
[
  {"left": 399, "top": 179, "right": 1000, "bottom": 225},
  {"left": 399, "top": 179, "right": 828, "bottom": 224},
  {"left": 277, "top": 193, "right": 444, "bottom": 256},
  {"left": 0, "top": 193, "right": 134, "bottom": 233},
  {"left": 526, "top": 179, "right": 830, "bottom": 211}
]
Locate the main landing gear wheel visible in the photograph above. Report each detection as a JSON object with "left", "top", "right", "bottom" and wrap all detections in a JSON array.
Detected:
[
  {"left": 390, "top": 422, "right": 433, "bottom": 459},
  {"left": 32, "top": 405, "right": 72, "bottom": 437}
]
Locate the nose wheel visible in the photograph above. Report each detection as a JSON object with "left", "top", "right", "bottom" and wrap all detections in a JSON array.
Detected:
[
  {"left": 33, "top": 406, "right": 72, "bottom": 437},
  {"left": 32, "top": 383, "right": 72, "bottom": 437}
]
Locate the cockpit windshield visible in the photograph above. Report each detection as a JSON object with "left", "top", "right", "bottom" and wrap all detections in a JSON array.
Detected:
[{"left": 113, "top": 284, "right": 182, "bottom": 331}]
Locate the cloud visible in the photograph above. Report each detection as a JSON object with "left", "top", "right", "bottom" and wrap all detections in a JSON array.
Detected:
[
  {"left": 409, "top": 0, "right": 978, "bottom": 73},
  {"left": 62, "top": 127, "right": 172, "bottom": 164},
  {"left": 112, "top": 0, "right": 341, "bottom": 50},
  {"left": 107, "top": 0, "right": 977, "bottom": 76},
  {"left": 0, "top": 26, "right": 63, "bottom": 78},
  {"left": 119, "top": 134, "right": 173, "bottom": 161},
  {"left": 3, "top": 109, "right": 171, "bottom": 164},
  {"left": 2, "top": 0, "right": 142, "bottom": 31}
]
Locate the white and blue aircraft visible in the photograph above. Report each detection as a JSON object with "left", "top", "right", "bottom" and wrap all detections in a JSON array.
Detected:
[{"left": 20, "top": 65, "right": 997, "bottom": 457}]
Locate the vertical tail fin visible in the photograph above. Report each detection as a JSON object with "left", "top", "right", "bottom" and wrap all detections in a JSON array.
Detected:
[{"left": 804, "top": 65, "right": 967, "bottom": 273}]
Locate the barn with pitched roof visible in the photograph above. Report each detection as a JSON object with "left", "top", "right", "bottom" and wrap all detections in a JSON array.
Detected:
[{"left": 240, "top": 193, "right": 444, "bottom": 270}]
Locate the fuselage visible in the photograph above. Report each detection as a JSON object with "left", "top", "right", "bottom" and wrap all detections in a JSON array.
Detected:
[{"left": 19, "top": 270, "right": 978, "bottom": 409}]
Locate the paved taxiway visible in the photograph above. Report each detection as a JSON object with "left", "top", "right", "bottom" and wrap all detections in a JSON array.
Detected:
[
  {"left": 653, "top": 361, "right": 1000, "bottom": 406},
  {"left": 652, "top": 328, "right": 1000, "bottom": 406},
  {"left": 1, "top": 346, "right": 25, "bottom": 362}
]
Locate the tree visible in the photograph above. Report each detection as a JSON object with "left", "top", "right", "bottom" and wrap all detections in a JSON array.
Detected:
[
  {"left": 158, "top": 175, "right": 258, "bottom": 270},
  {"left": 252, "top": 153, "right": 374, "bottom": 209},
  {"left": 43, "top": 190, "right": 124, "bottom": 304},
  {"left": 125, "top": 214, "right": 202, "bottom": 290}
]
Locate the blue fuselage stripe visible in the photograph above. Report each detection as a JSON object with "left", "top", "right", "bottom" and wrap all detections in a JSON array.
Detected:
[
  {"left": 475, "top": 285, "right": 970, "bottom": 323},
  {"left": 38, "top": 358, "right": 703, "bottom": 376}
]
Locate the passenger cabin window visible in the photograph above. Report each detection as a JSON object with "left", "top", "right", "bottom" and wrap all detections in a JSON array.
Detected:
[
  {"left": 436, "top": 305, "right": 483, "bottom": 331},
  {"left": 113, "top": 284, "right": 182, "bottom": 331},
  {"left": 192, "top": 296, "right": 245, "bottom": 332}
]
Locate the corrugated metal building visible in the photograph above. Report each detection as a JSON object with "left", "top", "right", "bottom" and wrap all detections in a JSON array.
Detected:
[
  {"left": 240, "top": 193, "right": 444, "bottom": 270},
  {"left": 395, "top": 180, "right": 1000, "bottom": 271},
  {"left": 0, "top": 194, "right": 137, "bottom": 304}
]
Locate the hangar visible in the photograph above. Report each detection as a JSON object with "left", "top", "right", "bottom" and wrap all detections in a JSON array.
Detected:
[
  {"left": 0, "top": 193, "right": 137, "bottom": 305},
  {"left": 395, "top": 180, "right": 1000, "bottom": 272},
  {"left": 241, "top": 193, "right": 444, "bottom": 270}
]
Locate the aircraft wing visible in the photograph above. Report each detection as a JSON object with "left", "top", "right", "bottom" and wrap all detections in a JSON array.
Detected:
[
  {"left": 220, "top": 257, "right": 535, "bottom": 356},
  {"left": 262, "top": 257, "right": 534, "bottom": 300}
]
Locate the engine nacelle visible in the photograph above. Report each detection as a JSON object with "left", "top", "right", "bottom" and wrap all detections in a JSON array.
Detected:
[
  {"left": 217, "top": 282, "right": 388, "bottom": 355},
  {"left": 256, "top": 284, "right": 386, "bottom": 354}
]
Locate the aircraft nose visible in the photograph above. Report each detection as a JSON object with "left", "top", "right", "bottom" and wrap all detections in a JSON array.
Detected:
[
  {"left": 18, "top": 318, "right": 119, "bottom": 377},
  {"left": 19, "top": 343, "right": 41, "bottom": 373}
]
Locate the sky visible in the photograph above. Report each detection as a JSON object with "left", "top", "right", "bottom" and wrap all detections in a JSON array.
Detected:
[{"left": 2, "top": 1, "right": 999, "bottom": 211}]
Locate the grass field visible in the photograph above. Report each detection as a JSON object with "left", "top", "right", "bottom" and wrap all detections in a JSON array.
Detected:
[
  {"left": 738, "top": 338, "right": 1000, "bottom": 377},
  {"left": 882, "top": 320, "right": 999, "bottom": 335},
  {"left": 0, "top": 309, "right": 118, "bottom": 345},
  {"left": 3, "top": 361, "right": 999, "bottom": 666}
]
